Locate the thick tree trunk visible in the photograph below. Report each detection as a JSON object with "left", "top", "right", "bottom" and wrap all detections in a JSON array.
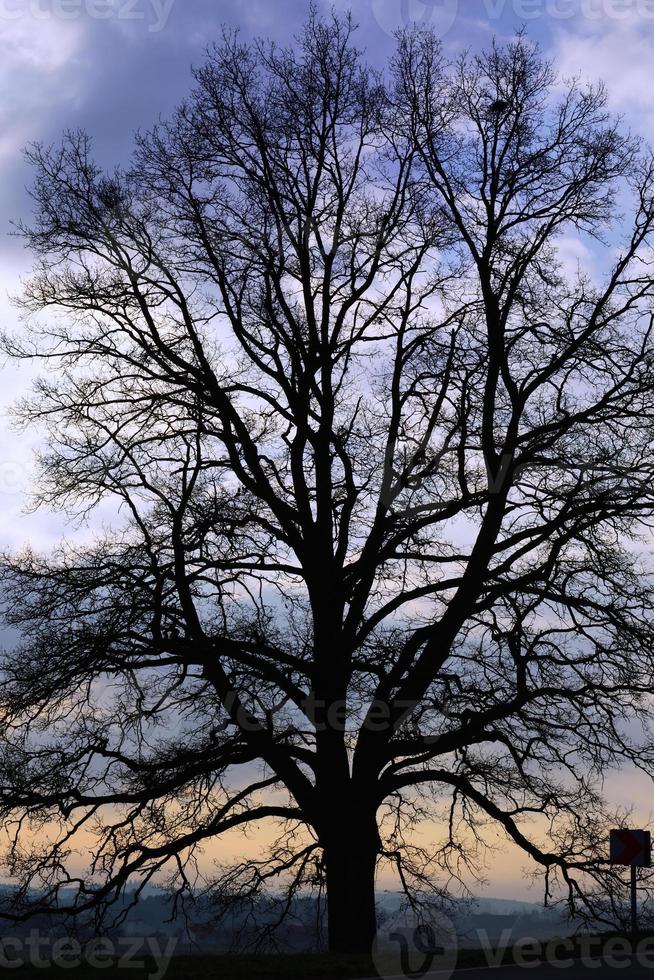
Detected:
[{"left": 324, "top": 826, "right": 378, "bottom": 954}]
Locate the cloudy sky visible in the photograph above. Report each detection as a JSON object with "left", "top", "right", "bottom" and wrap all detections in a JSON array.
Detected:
[
  {"left": 3, "top": 0, "right": 654, "bottom": 545},
  {"left": 2, "top": 0, "right": 654, "bottom": 899}
]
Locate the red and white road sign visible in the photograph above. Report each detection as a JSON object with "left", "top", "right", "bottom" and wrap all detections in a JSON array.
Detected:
[{"left": 610, "top": 829, "right": 652, "bottom": 867}]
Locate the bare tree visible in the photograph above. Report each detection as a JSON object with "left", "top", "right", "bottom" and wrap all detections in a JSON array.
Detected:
[{"left": 2, "top": 11, "right": 654, "bottom": 955}]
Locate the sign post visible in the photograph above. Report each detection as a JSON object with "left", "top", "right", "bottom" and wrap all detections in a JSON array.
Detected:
[
  {"left": 609, "top": 829, "right": 651, "bottom": 936},
  {"left": 631, "top": 865, "right": 638, "bottom": 937}
]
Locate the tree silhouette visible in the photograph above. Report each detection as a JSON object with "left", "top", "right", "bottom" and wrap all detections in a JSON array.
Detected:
[{"left": 2, "top": 11, "right": 654, "bottom": 955}]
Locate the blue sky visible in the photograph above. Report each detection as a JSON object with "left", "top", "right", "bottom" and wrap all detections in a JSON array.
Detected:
[{"left": 2, "top": 0, "right": 654, "bottom": 898}]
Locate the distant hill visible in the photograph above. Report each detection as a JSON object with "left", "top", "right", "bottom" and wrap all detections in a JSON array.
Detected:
[{"left": 0, "top": 888, "right": 591, "bottom": 953}]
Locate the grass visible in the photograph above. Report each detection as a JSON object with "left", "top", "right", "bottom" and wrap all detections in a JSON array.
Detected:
[
  {"left": 2, "top": 932, "right": 653, "bottom": 977},
  {"left": 0, "top": 952, "right": 377, "bottom": 979}
]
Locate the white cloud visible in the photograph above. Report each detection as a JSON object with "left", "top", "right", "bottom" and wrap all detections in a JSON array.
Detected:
[
  {"left": 0, "top": 17, "right": 87, "bottom": 173},
  {"left": 553, "top": 15, "right": 654, "bottom": 137}
]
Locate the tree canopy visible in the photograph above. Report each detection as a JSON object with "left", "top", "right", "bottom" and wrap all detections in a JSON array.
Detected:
[{"left": 2, "top": 12, "right": 654, "bottom": 953}]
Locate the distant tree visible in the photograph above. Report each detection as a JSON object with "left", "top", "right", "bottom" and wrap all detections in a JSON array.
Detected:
[{"left": 3, "top": 11, "right": 654, "bottom": 955}]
